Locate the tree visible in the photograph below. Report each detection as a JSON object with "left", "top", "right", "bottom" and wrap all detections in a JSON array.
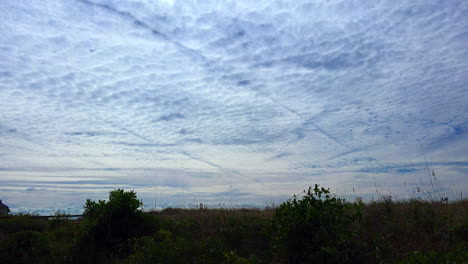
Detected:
[
  {"left": 273, "top": 185, "right": 363, "bottom": 263},
  {"left": 77, "top": 189, "right": 145, "bottom": 260}
]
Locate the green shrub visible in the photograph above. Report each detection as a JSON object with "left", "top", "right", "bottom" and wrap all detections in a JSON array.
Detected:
[
  {"left": 48, "top": 224, "right": 81, "bottom": 263},
  {"left": 273, "top": 184, "right": 363, "bottom": 263},
  {"left": 0, "top": 230, "right": 52, "bottom": 263},
  {"left": 73, "top": 189, "right": 146, "bottom": 260},
  {"left": 400, "top": 247, "right": 468, "bottom": 264},
  {"left": 49, "top": 210, "right": 73, "bottom": 229},
  {"left": 221, "top": 216, "right": 273, "bottom": 261},
  {"left": 126, "top": 230, "right": 198, "bottom": 264},
  {"left": 0, "top": 215, "right": 48, "bottom": 234},
  {"left": 224, "top": 250, "right": 259, "bottom": 264}
]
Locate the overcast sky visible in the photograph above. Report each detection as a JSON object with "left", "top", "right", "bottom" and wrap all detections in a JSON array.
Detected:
[{"left": 1, "top": 0, "right": 467, "bottom": 214}]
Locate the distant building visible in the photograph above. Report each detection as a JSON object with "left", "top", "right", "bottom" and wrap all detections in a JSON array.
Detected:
[{"left": 0, "top": 200, "right": 10, "bottom": 216}]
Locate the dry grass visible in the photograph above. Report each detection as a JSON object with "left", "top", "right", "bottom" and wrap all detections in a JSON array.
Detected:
[
  {"left": 1, "top": 192, "right": 466, "bottom": 263},
  {"left": 147, "top": 199, "right": 467, "bottom": 262},
  {"left": 149, "top": 207, "right": 275, "bottom": 240},
  {"left": 354, "top": 199, "right": 468, "bottom": 261}
]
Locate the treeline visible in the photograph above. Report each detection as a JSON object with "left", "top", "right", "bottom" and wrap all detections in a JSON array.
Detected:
[{"left": 0, "top": 187, "right": 467, "bottom": 263}]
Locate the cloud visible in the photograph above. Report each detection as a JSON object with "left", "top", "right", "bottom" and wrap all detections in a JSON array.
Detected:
[
  {"left": 25, "top": 187, "right": 48, "bottom": 192},
  {"left": 64, "top": 131, "right": 126, "bottom": 137},
  {"left": 268, "top": 152, "right": 292, "bottom": 160},
  {"left": 109, "top": 141, "right": 177, "bottom": 147},
  {"left": 155, "top": 113, "right": 185, "bottom": 122},
  {"left": 0, "top": 0, "right": 467, "bottom": 213}
]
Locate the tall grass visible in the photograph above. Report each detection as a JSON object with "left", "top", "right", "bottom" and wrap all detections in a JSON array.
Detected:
[{"left": 0, "top": 188, "right": 467, "bottom": 263}]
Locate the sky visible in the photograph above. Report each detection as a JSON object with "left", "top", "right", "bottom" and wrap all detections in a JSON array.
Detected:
[{"left": 1, "top": 0, "right": 467, "bottom": 214}]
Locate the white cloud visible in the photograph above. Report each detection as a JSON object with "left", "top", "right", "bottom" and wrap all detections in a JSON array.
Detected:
[{"left": 0, "top": 0, "right": 467, "bottom": 212}]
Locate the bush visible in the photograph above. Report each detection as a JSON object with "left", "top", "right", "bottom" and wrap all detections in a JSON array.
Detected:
[
  {"left": 0, "top": 230, "right": 52, "bottom": 263},
  {"left": 126, "top": 230, "right": 196, "bottom": 264},
  {"left": 273, "top": 184, "right": 363, "bottom": 264},
  {"left": 400, "top": 247, "right": 468, "bottom": 264},
  {"left": 73, "top": 189, "right": 146, "bottom": 260},
  {"left": 224, "top": 250, "right": 259, "bottom": 264},
  {"left": 0, "top": 215, "right": 48, "bottom": 234}
]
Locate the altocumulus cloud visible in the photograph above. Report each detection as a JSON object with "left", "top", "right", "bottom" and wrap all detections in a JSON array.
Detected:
[{"left": 0, "top": 0, "right": 467, "bottom": 213}]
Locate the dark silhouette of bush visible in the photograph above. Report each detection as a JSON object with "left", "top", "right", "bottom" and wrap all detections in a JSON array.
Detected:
[
  {"left": 0, "top": 214, "right": 48, "bottom": 233},
  {"left": 399, "top": 247, "right": 468, "bottom": 264},
  {"left": 273, "top": 184, "right": 363, "bottom": 264},
  {"left": 73, "top": 189, "right": 147, "bottom": 261},
  {"left": 0, "top": 230, "right": 51, "bottom": 263},
  {"left": 1, "top": 187, "right": 466, "bottom": 263}
]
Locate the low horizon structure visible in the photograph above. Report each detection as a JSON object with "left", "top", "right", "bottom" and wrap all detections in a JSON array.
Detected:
[{"left": 0, "top": 200, "right": 10, "bottom": 216}]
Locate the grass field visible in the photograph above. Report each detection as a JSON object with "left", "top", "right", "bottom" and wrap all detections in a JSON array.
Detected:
[{"left": 0, "top": 188, "right": 467, "bottom": 263}]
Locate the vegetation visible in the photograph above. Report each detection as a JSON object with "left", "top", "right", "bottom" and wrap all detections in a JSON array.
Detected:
[
  {"left": 273, "top": 185, "right": 364, "bottom": 263},
  {"left": 0, "top": 188, "right": 467, "bottom": 263}
]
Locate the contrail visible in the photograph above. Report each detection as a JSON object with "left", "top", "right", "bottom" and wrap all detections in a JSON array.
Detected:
[{"left": 76, "top": 0, "right": 208, "bottom": 63}]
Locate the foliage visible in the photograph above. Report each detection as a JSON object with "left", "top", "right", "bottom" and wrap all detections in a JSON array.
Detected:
[
  {"left": 126, "top": 231, "right": 196, "bottom": 264},
  {"left": 74, "top": 189, "right": 147, "bottom": 261},
  {"left": 273, "top": 184, "right": 363, "bottom": 263},
  {"left": 0, "top": 187, "right": 467, "bottom": 263},
  {"left": 360, "top": 199, "right": 468, "bottom": 262},
  {"left": 0, "top": 215, "right": 48, "bottom": 233},
  {"left": 224, "top": 250, "right": 259, "bottom": 264},
  {"left": 0, "top": 230, "right": 51, "bottom": 263},
  {"left": 399, "top": 246, "right": 468, "bottom": 264},
  {"left": 49, "top": 210, "right": 72, "bottom": 229}
]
